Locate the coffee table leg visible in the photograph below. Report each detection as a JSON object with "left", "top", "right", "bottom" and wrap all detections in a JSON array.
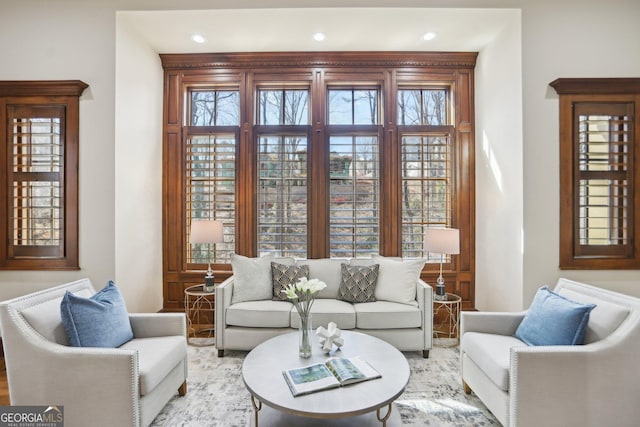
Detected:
[
  {"left": 250, "top": 395, "right": 262, "bottom": 427},
  {"left": 376, "top": 402, "right": 392, "bottom": 427}
]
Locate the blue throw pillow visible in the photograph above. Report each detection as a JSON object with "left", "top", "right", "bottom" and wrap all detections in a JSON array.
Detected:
[
  {"left": 60, "top": 281, "right": 133, "bottom": 348},
  {"left": 515, "top": 286, "right": 596, "bottom": 346}
]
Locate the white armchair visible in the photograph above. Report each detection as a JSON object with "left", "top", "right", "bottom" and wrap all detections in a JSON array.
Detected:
[
  {"left": 0, "top": 278, "right": 188, "bottom": 427},
  {"left": 460, "top": 278, "right": 640, "bottom": 427}
]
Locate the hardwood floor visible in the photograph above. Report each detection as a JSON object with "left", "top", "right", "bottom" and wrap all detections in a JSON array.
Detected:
[{"left": 0, "top": 357, "right": 9, "bottom": 405}]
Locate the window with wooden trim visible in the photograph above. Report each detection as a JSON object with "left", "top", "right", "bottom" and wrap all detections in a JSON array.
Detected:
[
  {"left": 257, "top": 88, "right": 310, "bottom": 257},
  {"left": 551, "top": 78, "right": 640, "bottom": 269},
  {"left": 186, "top": 89, "right": 239, "bottom": 265},
  {"left": 401, "top": 133, "right": 453, "bottom": 259},
  {"left": 398, "top": 88, "right": 453, "bottom": 260},
  {"left": 0, "top": 81, "right": 86, "bottom": 270},
  {"left": 328, "top": 89, "right": 381, "bottom": 258},
  {"left": 161, "top": 52, "right": 477, "bottom": 311}
]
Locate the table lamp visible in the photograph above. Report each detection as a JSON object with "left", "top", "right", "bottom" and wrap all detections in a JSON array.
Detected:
[
  {"left": 190, "top": 220, "right": 224, "bottom": 292},
  {"left": 424, "top": 228, "right": 460, "bottom": 301}
]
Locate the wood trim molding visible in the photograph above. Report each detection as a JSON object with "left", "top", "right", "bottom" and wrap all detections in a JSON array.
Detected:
[
  {"left": 160, "top": 51, "right": 478, "bottom": 70},
  {"left": 0, "top": 81, "right": 88, "bottom": 97},
  {"left": 550, "top": 78, "right": 640, "bottom": 95}
]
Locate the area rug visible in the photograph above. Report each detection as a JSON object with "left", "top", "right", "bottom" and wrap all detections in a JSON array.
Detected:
[{"left": 151, "top": 340, "right": 499, "bottom": 426}]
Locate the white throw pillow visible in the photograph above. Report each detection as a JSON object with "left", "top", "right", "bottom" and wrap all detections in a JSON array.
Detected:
[
  {"left": 230, "top": 253, "right": 276, "bottom": 304},
  {"left": 372, "top": 255, "right": 426, "bottom": 306}
]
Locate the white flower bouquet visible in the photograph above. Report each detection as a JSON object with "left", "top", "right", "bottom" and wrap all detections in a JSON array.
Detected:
[
  {"left": 282, "top": 277, "right": 327, "bottom": 316},
  {"left": 282, "top": 277, "right": 327, "bottom": 357}
]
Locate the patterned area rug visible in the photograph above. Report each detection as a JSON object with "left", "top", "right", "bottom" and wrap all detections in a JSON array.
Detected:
[{"left": 151, "top": 339, "right": 499, "bottom": 426}]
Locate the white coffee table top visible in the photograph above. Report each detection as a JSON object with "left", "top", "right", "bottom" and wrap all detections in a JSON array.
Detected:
[{"left": 242, "top": 331, "right": 410, "bottom": 419}]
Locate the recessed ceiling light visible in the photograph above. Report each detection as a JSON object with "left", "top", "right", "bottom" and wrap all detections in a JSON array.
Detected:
[
  {"left": 191, "top": 34, "right": 206, "bottom": 44},
  {"left": 313, "top": 32, "right": 326, "bottom": 42},
  {"left": 423, "top": 32, "right": 437, "bottom": 41}
]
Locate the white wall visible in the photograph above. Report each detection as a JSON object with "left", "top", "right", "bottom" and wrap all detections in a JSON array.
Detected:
[
  {"left": 521, "top": 0, "right": 640, "bottom": 306},
  {"left": 114, "top": 15, "right": 164, "bottom": 312},
  {"left": 0, "top": 2, "right": 116, "bottom": 299},
  {"left": 475, "top": 11, "right": 523, "bottom": 311}
]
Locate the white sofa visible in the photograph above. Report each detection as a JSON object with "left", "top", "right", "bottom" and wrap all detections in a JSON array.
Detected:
[
  {"left": 0, "top": 279, "right": 188, "bottom": 427},
  {"left": 215, "top": 258, "right": 433, "bottom": 358},
  {"left": 460, "top": 278, "right": 640, "bottom": 427}
]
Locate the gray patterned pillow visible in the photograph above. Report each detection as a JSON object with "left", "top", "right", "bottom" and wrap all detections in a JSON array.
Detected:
[
  {"left": 338, "top": 263, "right": 379, "bottom": 303},
  {"left": 271, "top": 262, "right": 310, "bottom": 301}
]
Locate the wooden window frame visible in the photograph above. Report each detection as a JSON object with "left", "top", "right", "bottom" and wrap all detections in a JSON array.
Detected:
[
  {"left": 551, "top": 78, "right": 640, "bottom": 269},
  {"left": 161, "top": 52, "right": 477, "bottom": 310},
  {"left": 0, "top": 80, "right": 87, "bottom": 270}
]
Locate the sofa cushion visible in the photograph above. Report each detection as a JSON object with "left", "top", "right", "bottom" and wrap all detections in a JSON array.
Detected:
[
  {"left": 515, "top": 286, "right": 596, "bottom": 346},
  {"left": 296, "top": 259, "right": 344, "bottom": 299},
  {"left": 60, "top": 281, "right": 133, "bottom": 348},
  {"left": 230, "top": 253, "right": 276, "bottom": 304},
  {"left": 354, "top": 301, "right": 422, "bottom": 329},
  {"left": 271, "top": 262, "right": 310, "bottom": 301},
  {"left": 290, "top": 299, "right": 356, "bottom": 330},
  {"left": 372, "top": 255, "right": 425, "bottom": 306},
  {"left": 227, "top": 300, "right": 293, "bottom": 328},
  {"left": 119, "top": 336, "right": 186, "bottom": 396},
  {"left": 461, "top": 332, "right": 526, "bottom": 391},
  {"left": 557, "top": 287, "right": 630, "bottom": 344},
  {"left": 338, "top": 263, "right": 379, "bottom": 303}
]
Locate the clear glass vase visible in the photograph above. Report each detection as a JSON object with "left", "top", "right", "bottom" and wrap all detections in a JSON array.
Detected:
[{"left": 298, "top": 314, "right": 312, "bottom": 358}]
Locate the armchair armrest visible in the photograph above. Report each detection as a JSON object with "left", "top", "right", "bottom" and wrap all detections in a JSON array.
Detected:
[
  {"left": 509, "top": 315, "right": 640, "bottom": 427},
  {"left": 4, "top": 326, "right": 139, "bottom": 426},
  {"left": 129, "top": 312, "right": 186, "bottom": 338},
  {"left": 461, "top": 311, "right": 525, "bottom": 337},
  {"left": 510, "top": 341, "right": 626, "bottom": 426}
]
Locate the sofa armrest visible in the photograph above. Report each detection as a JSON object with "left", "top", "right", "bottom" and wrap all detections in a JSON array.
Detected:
[
  {"left": 416, "top": 280, "right": 433, "bottom": 351},
  {"left": 461, "top": 310, "right": 525, "bottom": 337},
  {"left": 215, "top": 276, "right": 234, "bottom": 350},
  {"left": 129, "top": 312, "right": 186, "bottom": 338}
]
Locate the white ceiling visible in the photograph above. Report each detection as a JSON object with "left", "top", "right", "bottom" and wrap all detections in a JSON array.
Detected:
[{"left": 120, "top": 8, "right": 517, "bottom": 54}]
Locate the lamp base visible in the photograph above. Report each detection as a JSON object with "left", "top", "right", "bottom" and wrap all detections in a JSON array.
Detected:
[
  {"left": 435, "top": 284, "right": 447, "bottom": 301},
  {"left": 204, "top": 275, "right": 215, "bottom": 293}
]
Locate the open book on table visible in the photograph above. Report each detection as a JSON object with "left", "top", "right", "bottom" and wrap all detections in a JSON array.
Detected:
[{"left": 282, "top": 356, "right": 381, "bottom": 397}]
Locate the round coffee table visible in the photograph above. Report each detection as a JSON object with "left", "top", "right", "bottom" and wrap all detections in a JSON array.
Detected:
[{"left": 242, "top": 331, "right": 410, "bottom": 427}]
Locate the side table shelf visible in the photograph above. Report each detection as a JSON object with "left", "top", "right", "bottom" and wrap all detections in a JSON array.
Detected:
[
  {"left": 433, "top": 292, "right": 461, "bottom": 347},
  {"left": 184, "top": 284, "right": 215, "bottom": 346}
]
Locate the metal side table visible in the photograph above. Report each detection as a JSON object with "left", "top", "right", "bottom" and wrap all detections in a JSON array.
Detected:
[
  {"left": 433, "top": 292, "right": 461, "bottom": 347},
  {"left": 184, "top": 284, "right": 215, "bottom": 346}
]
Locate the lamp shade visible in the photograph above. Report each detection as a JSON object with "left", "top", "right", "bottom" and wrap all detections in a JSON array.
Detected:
[
  {"left": 189, "top": 220, "right": 224, "bottom": 244},
  {"left": 424, "top": 228, "right": 460, "bottom": 255}
]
